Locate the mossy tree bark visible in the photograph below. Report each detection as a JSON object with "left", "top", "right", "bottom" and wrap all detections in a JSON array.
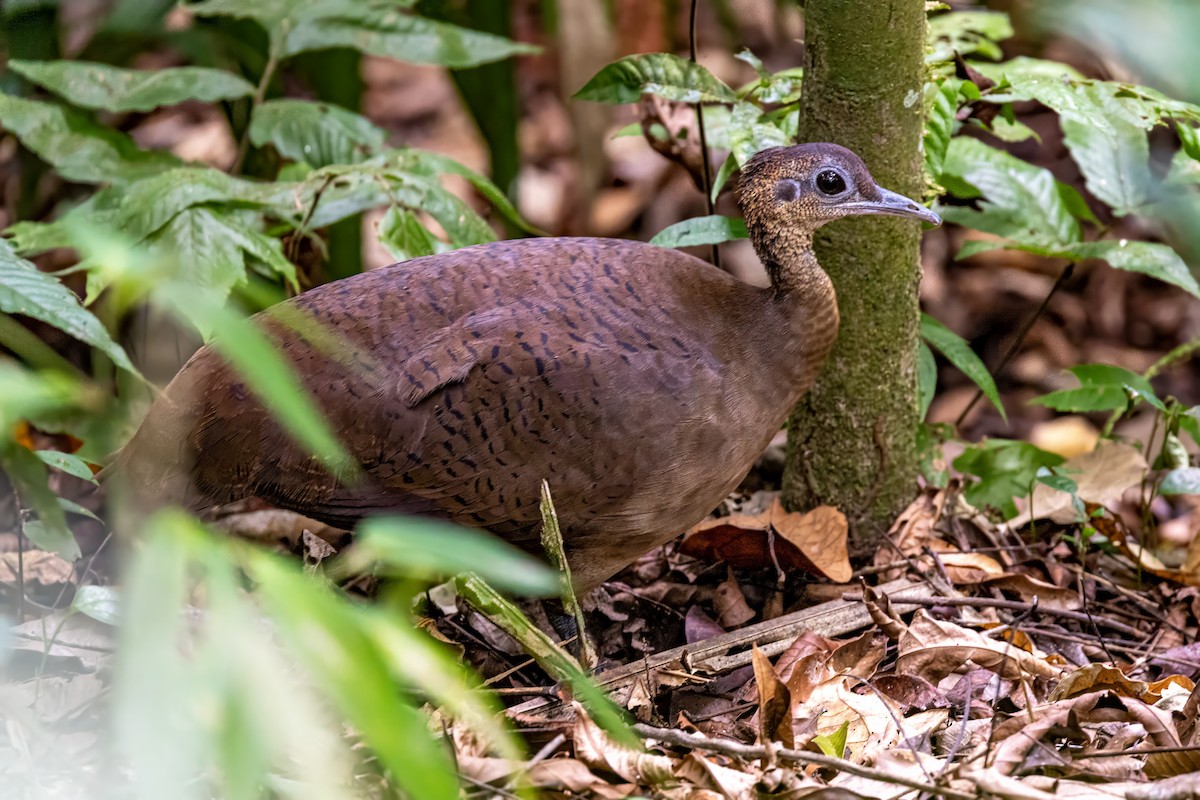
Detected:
[{"left": 784, "top": 0, "right": 927, "bottom": 540}]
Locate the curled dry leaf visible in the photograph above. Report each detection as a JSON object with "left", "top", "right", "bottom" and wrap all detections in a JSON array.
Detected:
[
  {"left": 896, "top": 610, "right": 1065, "bottom": 683},
  {"left": 751, "top": 644, "right": 794, "bottom": 748},
  {"left": 983, "top": 572, "right": 1084, "bottom": 612},
  {"left": 1051, "top": 663, "right": 1196, "bottom": 703},
  {"left": 860, "top": 582, "right": 907, "bottom": 640},
  {"left": 674, "top": 752, "right": 760, "bottom": 800},
  {"left": 791, "top": 675, "right": 904, "bottom": 764},
  {"left": 713, "top": 568, "right": 755, "bottom": 628},
  {"left": 571, "top": 702, "right": 675, "bottom": 786},
  {"left": 682, "top": 499, "right": 851, "bottom": 582},
  {"left": 936, "top": 550, "right": 1006, "bottom": 584},
  {"left": 1010, "top": 440, "right": 1147, "bottom": 527}
]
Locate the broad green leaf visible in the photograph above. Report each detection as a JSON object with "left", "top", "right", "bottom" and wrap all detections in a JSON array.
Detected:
[
  {"left": 813, "top": 721, "right": 850, "bottom": 759},
  {"left": 377, "top": 206, "right": 439, "bottom": 262},
  {"left": 924, "top": 79, "right": 960, "bottom": 180},
  {"left": 1160, "top": 467, "right": 1200, "bottom": 495},
  {"left": 72, "top": 584, "right": 120, "bottom": 624},
  {"left": 0, "top": 238, "right": 135, "bottom": 371},
  {"left": 339, "top": 517, "right": 560, "bottom": 596},
  {"left": 920, "top": 314, "right": 1006, "bottom": 422},
  {"left": 248, "top": 553, "right": 460, "bottom": 800},
  {"left": 927, "top": 10, "right": 1013, "bottom": 63},
  {"left": 282, "top": 10, "right": 539, "bottom": 65},
  {"left": 108, "top": 167, "right": 277, "bottom": 242},
  {"left": 917, "top": 340, "right": 937, "bottom": 420},
  {"left": 650, "top": 215, "right": 748, "bottom": 249},
  {"left": 954, "top": 439, "right": 1064, "bottom": 518},
  {"left": 388, "top": 148, "right": 537, "bottom": 235},
  {"left": 250, "top": 99, "right": 387, "bottom": 168},
  {"left": 575, "top": 53, "right": 737, "bottom": 105},
  {"left": 9, "top": 60, "right": 254, "bottom": 112},
  {"left": 0, "top": 93, "right": 179, "bottom": 184},
  {"left": 0, "top": 361, "right": 94, "bottom": 434},
  {"left": 3, "top": 445, "right": 79, "bottom": 558},
  {"left": 728, "top": 101, "right": 791, "bottom": 166},
  {"left": 1062, "top": 240, "right": 1200, "bottom": 298},
  {"left": 939, "top": 137, "right": 1081, "bottom": 249},
  {"left": 1031, "top": 363, "right": 1163, "bottom": 413},
  {"left": 36, "top": 449, "right": 97, "bottom": 483},
  {"left": 189, "top": 0, "right": 536, "bottom": 66}
]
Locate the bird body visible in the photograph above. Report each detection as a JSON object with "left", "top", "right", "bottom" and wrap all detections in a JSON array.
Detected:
[{"left": 120, "top": 144, "right": 938, "bottom": 590}]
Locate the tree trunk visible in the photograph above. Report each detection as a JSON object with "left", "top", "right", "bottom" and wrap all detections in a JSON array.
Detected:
[{"left": 783, "top": 0, "right": 927, "bottom": 540}]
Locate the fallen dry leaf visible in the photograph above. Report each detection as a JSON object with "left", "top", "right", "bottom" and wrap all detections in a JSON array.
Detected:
[
  {"left": 571, "top": 702, "right": 674, "bottom": 786},
  {"left": 896, "top": 610, "right": 1065, "bottom": 682},
  {"left": 713, "top": 568, "right": 755, "bottom": 628},
  {"left": 751, "top": 644, "right": 793, "bottom": 747},
  {"left": 1010, "top": 440, "right": 1147, "bottom": 527},
  {"left": 682, "top": 499, "right": 851, "bottom": 581}
]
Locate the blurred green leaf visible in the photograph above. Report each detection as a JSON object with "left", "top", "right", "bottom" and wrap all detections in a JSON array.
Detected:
[
  {"left": 1160, "top": 467, "right": 1200, "bottom": 495},
  {"left": 939, "top": 137, "right": 1081, "bottom": 249},
  {"left": 72, "top": 584, "right": 120, "bottom": 624},
  {"left": 920, "top": 313, "right": 1006, "bottom": 422},
  {"left": 9, "top": 59, "right": 254, "bottom": 112},
  {"left": 4, "top": 445, "right": 78, "bottom": 558},
  {"left": 728, "top": 101, "right": 791, "bottom": 166},
  {"left": 927, "top": 10, "right": 1013, "bottom": 63},
  {"left": 0, "top": 238, "right": 136, "bottom": 371},
  {"left": 955, "top": 439, "right": 1064, "bottom": 518},
  {"left": 650, "top": 215, "right": 748, "bottom": 249},
  {"left": 917, "top": 340, "right": 937, "bottom": 420},
  {"left": 1062, "top": 240, "right": 1200, "bottom": 298},
  {"left": 0, "top": 93, "right": 178, "bottom": 184},
  {"left": 36, "top": 449, "right": 97, "bottom": 483},
  {"left": 575, "top": 53, "right": 736, "bottom": 105},
  {"left": 340, "top": 516, "right": 559, "bottom": 596},
  {"left": 250, "top": 99, "right": 387, "bottom": 168},
  {"left": 249, "top": 552, "right": 460, "bottom": 800},
  {"left": 1031, "top": 363, "right": 1164, "bottom": 413}
]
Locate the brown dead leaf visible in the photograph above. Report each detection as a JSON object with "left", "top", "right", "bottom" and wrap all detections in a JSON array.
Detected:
[
  {"left": 884, "top": 488, "right": 945, "bottom": 562},
  {"left": 572, "top": 702, "right": 674, "bottom": 785},
  {"left": 860, "top": 582, "right": 907, "bottom": 640},
  {"left": 791, "top": 675, "right": 903, "bottom": 764},
  {"left": 713, "top": 568, "right": 755, "bottom": 628},
  {"left": 873, "top": 674, "right": 946, "bottom": 711},
  {"left": 896, "top": 610, "right": 1065, "bottom": 682},
  {"left": 674, "top": 752, "right": 759, "bottom": 800},
  {"left": 681, "top": 500, "right": 851, "bottom": 582},
  {"left": 1050, "top": 664, "right": 1147, "bottom": 702},
  {"left": 938, "top": 551, "right": 1006, "bottom": 584},
  {"left": 0, "top": 550, "right": 74, "bottom": 587},
  {"left": 1010, "top": 440, "right": 1147, "bottom": 527},
  {"left": 984, "top": 573, "right": 1083, "bottom": 611},
  {"left": 751, "top": 645, "right": 793, "bottom": 748}
]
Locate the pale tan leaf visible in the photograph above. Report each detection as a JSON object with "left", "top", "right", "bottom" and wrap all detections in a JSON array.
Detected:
[
  {"left": 792, "top": 675, "right": 902, "bottom": 764},
  {"left": 771, "top": 502, "right": 852, "bottom": 582},
  {"left": 938, "top": 551, "right": 1006, "bottom": 583},
  {"left": 984, "top": 573, "right": 1083, "bottom": 611},
  {"left": 675, "top": 752, "right": 759, "bottom": 800},
  {"left": 1010, "top": 440, "right": 1147, "bottom": 527},
  {"left": 751, "top": 644, "right": 793, "bottom": 748},
  {"left": 896, "top": 610, "right": 1065, "bottom": 682},
  {"left": 571, "top": 702, "right": 674, "bottom": 785},
  {"left": 713, "top": 568, "right": 755, "bottom": 628}
]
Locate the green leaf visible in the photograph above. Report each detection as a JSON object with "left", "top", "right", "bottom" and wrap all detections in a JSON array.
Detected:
[
  {"left": 574, "top": 53, "right": 737, "bottom": 105},
  {"left": 0, "top": 361, "right": 94, "bottom": 435},
  {"left": 813, "top": 721, "right": 850, "bottom": 759},
  {"left": 338, "top": 517, "right": 560, "bottom": 596},
  {"left": 72, "top": 584, "right": 120, "bottom": 625},
  {"left": 939, "top": 137, "right": 1081, "bottom": 249},
  {"left": 0, "top": 93, "right": 179, "bottom": 184},
  {"left": 1031, "top": 363, "right": 1163, "bottom": 413},
  {"left": 650, "top": 215, "right": 748, "bottom": 249},
  {"left": 920, "top": 313, "right": 1006, "bottom": 422},
  {"left": 954, "top": 439, "right": 1064, "bottom": 518},
  {"left": 927, "top": 10, "right": 1013, "bottom": 63},
  {"left": 917, "top": 340, "right": 937, "bottom": 420},
  {"left": 283, "top": 9, "right": 539, "bottom": 65},
  {"left": 377, "top": 206, "right": 439, "bottom": 262},
  {"left": 388, "top": 148, "right": 538, "bottom": 235},
  {"left": 250, "top": 99, "right": 387, "bottom": 168},
  {"left": 727, "top": 101, "right": 791, "bottom": 166},
  {"left": 1061, "top": 240, "right": 1200, "bottom": 298},
  {"left": 36, "top": 449, "right": 97, "bottom": 483},
  {"left": 0, "top": 238, "right": 136, "bottom": 372},
  {"left": 924, "top": 79, "right": 960, "bottom": 180},
  {"left": 1160, "top": 467, "right": 1200, "bottom": 495},
  {"left": 9, "top": 60, "right": 254, "bottom": 112},
  {"left": 248, "top": 553, "right": 461, "bottom": 800},
  {"left": 2, "top": 445, "right": 79, "bottom": 559}
]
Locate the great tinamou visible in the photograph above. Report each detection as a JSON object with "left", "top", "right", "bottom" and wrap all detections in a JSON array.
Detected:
[{"left": 119, "top": 143, "right": 939, "bottom": 590}]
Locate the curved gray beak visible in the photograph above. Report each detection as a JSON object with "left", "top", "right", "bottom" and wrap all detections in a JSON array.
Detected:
[{"left": 845, "top": 187, "right": 942, "bottom": 226}]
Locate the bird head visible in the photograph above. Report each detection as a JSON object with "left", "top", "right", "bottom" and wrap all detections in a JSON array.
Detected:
[{"left": 738, "top": 143, "right": 941, "bottom": 234}]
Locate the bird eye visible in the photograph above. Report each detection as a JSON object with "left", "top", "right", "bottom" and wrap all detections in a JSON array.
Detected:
[{"left": 816, "top": 169, "right": 847, "bottom": 196}]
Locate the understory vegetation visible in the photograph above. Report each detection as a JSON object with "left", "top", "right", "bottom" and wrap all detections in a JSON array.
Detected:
[{"left": 2, "top": 0, "right": 1200, "bottom": 797}]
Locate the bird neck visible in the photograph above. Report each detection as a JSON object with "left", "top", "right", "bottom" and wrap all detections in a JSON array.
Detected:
[{"left": 752, "top": 227, "right": 833, "bottom": 300}]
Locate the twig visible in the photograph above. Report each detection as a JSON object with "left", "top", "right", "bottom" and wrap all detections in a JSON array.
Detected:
[
  {"left": 846, "top": 592, "right": 1146, "bottom": 640},
  {"left": 688, "top": 0, "right": 720, "bottom": 269},
  {"left": 956, "top": 261, "right": 1076, "bottom": 429},
  {"left": 633, "top": 723, "right": 975, "bottom": 800},
  {"left": 232, "top": 37, "right": 282, "bottom": 176}
]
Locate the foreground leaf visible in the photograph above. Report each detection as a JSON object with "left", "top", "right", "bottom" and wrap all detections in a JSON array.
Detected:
[
  {"left": 9, "top": 60, "right": 254, "bottom": 112},
  {"left": 575, "top": 53, "right": 736, "bottom": 105},
  {"left": 920, "top": 313, "right": 1006, "bottom": 422},
  {"left": 250, "top": 99, "right": 387, "bottom": 168},
  {"left": 0, "top": 238, "right": 135, "bottom": 372},
  {"left": 650, "top": 215, "right": 748, "bottom": 248}
]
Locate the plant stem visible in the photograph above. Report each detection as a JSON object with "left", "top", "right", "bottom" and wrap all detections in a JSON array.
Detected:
[
  {"left": 689, "top": 0, "right": 719, "bottom": 269},
  {"left": 232, "top": 38, "right": 281, "bottom": 176}
]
